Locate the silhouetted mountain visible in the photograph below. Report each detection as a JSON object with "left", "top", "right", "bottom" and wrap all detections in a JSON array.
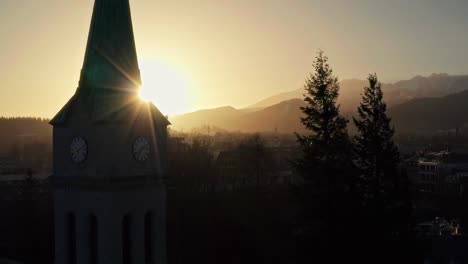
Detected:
[
  {"left": 171, "top": 74, "right": 468, "bottom": 134},
  {"left": 249, "top": 74, "right": 468, "bottom": 113},
  {"left": 171, "top": 99, "right": 306, "bottom": 133},
  {"left": 248, "top": 79, "right": 366, "bottom": 114},
  {"left": 389, "top": 89, "right": 468, "bottom": 133},
  {"left": 248, "top": 89, "right": 303, "bottom": 109},
  {"left": 169, "top": 106, "right": 247, "bottom": 132},
  {"left": 235, "top": 99, "right": 306, "bottom": 133},
  {"left": 387, "top": 73, "right": 462, "bottom": 100}
]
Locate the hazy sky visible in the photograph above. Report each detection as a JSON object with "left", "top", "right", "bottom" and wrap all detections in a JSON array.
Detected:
[{"left": 0, "top": 0, "right": 467, "bottom": 117}]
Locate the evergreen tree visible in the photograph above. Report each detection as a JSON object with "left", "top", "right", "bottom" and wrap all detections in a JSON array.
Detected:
[
  {"left": 294, "top": 51, "right": 356, "bottom": 258},
  {"left": 353, "top": 73, "right": 410, "bottom": 257},
  {"left": 353, "top": 73, "right": 399, "bottom": 198}
]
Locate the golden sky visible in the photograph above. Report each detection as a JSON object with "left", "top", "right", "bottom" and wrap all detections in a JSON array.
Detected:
[{"left": 0, "top": 0, "right": 467, "bottom": 117}]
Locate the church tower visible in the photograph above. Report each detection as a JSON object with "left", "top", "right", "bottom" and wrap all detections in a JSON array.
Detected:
[{"left": 50, "top": 1, "right": 169, "bottom": 264}]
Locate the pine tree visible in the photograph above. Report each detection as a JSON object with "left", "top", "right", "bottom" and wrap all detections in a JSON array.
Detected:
[
  {"left": 297, "top": 51, "right": 350, "bottom": 165},
  {"left": 294, "top": 51, "right": 356, "bottom": 256},
  {"left": 353, "top": 73, "right": 410, "bottom": 249},
  {"left": 353, "top": 73, "right": 399, "bottom": 201}
]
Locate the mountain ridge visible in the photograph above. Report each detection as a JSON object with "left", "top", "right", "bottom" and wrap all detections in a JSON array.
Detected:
[{"left": 169, "top": 73, "right": 468, "bottom": 134}]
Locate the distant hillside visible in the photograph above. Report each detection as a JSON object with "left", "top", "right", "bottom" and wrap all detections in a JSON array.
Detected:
[
  {"left": 0, "top": 117, "right": 52, "bottom": 156},
  {"left": 389, "top": 89, "right": 468, "bottom": 133},
  {"left": 169, "top": 106, "right": 244, "bottom": 131},
  {"left": 247, "top": 79, "right": 367, "bottom": 111},
  {"left": 386, "top": 73, "right": 468, "bottom": 99},
  {"left": 170, "top": 99, "right": 305, "bottom": 133},
  {"left": 234, "top": 99, "right": 306, "bottom": 133},
  {"left": 248, "top": 89, "right": 303, "bottom": 109},
  {"left": 172, "top": 73, "right": 468, "bottom": 134},
  {"left": 249, "top": 73, "right": 468, "bottom": 113}
]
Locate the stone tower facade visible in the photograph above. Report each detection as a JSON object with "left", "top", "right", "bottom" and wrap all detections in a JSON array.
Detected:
[{"left": 50, "top": 1, "right": 169, "bottom": 264}]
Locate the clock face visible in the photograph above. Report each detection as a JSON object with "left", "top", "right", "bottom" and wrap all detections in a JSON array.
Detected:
[
  {"left": 133, "top": 137, "right": 150, "bottom": 162},
  {"left": 70, "top": 137, "right": 87, "bottom": 164}
]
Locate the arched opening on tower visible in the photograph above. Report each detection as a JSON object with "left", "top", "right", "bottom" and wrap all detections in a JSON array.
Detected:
[
  {"left": 67, "top": 213, "right": 76, "bottom": 264},
  {"left": 89, "top": 214, "right": 98, "bottom": 264},
  {"left": 122, "top": 214, "right": 132, "bottom": 264},
  {"left": 145, "top": 212, "right": 153, "bottom": 263}
]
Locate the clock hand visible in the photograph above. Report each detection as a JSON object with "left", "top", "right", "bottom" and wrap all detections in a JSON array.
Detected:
[
  {"left": 77, "top": 144, "right": 86, "bottom": 153},
  {"left": 138, "top": 148, "right": 144, "bottom": 159}
]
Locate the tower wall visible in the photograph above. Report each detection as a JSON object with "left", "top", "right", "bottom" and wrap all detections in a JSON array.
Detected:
[{"left": 54, "top": 184, "right": 167, "bottom": 264}]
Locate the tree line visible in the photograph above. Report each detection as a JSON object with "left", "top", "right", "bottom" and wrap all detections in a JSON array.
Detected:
[{"left": 294, "top": 51, "right": 414, "bottom": 263}]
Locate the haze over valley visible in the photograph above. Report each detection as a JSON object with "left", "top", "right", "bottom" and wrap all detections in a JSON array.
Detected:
[{"left": 170, "top": 73, "right": 468, "bottom": 134}]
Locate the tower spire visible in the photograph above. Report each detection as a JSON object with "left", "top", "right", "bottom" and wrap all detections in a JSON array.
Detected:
[
  {"left": 80, "top": 0, "right": 141, "bottom": 92},
  {"left": 51, "top": 0, "right": 168, "bottom": 125}
]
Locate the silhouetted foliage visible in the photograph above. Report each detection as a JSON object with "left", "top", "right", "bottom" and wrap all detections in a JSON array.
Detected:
[
  {"left": 236, "top": 134, "right": 270, "bottom": 189},
  {"left": 166, "top": 133, "right": 299, "bottom": 264},
  {"left": 353, "top": 74, "right": 400, "bottom": 204},
  {"left": 168, "top": 135, "right": 217, "bottom": 192},
  {"left": 294, "top": 51, "right": 358, "bottom": 261},
  {"left": 0, "top": 117, "right": 52, "bottom": 174},
  {"left": 0, "top": 178, "right": 53, "bottom": 264},
  {"left": 352, "top": 73, "right": 413, "bottom": 261}
]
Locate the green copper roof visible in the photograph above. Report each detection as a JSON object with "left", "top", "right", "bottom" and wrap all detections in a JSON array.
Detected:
[
  {"left": 80, "top": 0, "right": 141, "bottom": 91},
  {"left": 51, "top": 0, "right": 169, "bottom": 126}
]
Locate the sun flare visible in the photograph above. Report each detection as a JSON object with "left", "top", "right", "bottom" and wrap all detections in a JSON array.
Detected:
[{"left": 139, "top": 59, "right": 191, "bottom": 116}]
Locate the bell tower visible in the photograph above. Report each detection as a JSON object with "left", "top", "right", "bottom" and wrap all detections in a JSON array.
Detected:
[{"left": 50, "top": 1, "right": 169, "bottom": 264}]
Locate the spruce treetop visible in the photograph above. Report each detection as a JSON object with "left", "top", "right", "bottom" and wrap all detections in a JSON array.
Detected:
[
  {"left": 353, "top": 73, "right": 399, "bottom": 182},
  {"left": 299, "top": 51, "right": 348, "bottom": 153}
]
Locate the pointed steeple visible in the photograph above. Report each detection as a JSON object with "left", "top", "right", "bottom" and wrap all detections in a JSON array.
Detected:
[
  {"left": 79, "top": 0, "right": 141, "bottom": 92},
  {"left": 51, "top": 0, "right": 171, "bottom": 125}
]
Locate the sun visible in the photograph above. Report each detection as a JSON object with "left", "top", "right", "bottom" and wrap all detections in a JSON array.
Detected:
[{"left": 138, "top": 59, "right": 192, "bottom": 116}]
